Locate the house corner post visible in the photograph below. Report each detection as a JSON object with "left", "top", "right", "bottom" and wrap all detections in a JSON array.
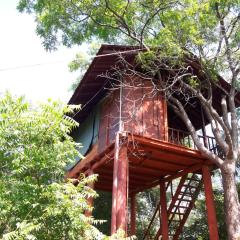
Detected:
[
  {"left": 202, "top": 165, "right": 219, "bottom": 240},
  {"left": 111, "top": 132, "right": 120, "bottom": 235},
  {"left": 111, "top": 132, "right": 129, "bottom": 235},
  {"left": 116, "top": 140, "right": 128, "bottom": 234}
]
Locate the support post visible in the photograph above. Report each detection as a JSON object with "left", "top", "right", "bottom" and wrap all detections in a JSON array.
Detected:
[
  {"left": 202, "top": 166, "right": 219, "bottom": 240},
  {"left": 116, "top": 143, "right": 128, "bottom": 233},
  {"left": 111, "top": 133, "right": 120, "bottom": 234},
  {"left": 160, "top": 178, "right": 169, "bottom": 240},
  {"left": 111, "top": 133, "right": 129, "bottom": 235},
  {"left": 130, "top": 194, "right": 136, "bottom": 236}
]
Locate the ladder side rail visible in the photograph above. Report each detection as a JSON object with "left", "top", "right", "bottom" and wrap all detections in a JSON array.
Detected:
[{"left": 172, "top": 180, "right": 203, "bottom": 240}]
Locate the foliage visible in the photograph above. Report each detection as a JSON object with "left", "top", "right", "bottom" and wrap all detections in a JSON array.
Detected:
[
  {"left": 135, "top": 188, "right": 160, "bottom": 239},
  {"left": 17, "top": 0, "right": 239, "bottom": 76},
  {"left": 181, "top": 182, "right": 240, "bottom": 240},
  {"left": 68, "top": 42, "right": 100, "bottom": 91},
  {"left": 17, "top": 0, "right": 240, "bottom": 238},
  {"left": 0, "top": 93, "right": 105, "bottom": 240},
  {"left": 93, "top": 191, "right": 112, "bottom": 236}
]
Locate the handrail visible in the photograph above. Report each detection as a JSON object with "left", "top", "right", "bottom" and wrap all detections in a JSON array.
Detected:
[{"left": 167, "top": 128, "right": 222, "bottom": 156}]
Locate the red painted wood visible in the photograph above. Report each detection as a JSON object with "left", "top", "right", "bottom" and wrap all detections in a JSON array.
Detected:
[
  {"left": 122, "top": 76, "right": 143, "bottom": 135},
  {"left": 111, "top": 133, "right": 120, "bottom": 234},
  {"left": 163, "top": 96, "right": 168, "bottom": 141},
  {"left": 164, "top": 164, "right": 203, "bottom": 182},
  {"left": 122, "top": 76, "right": 166, "bottom": 140},
  {"left": 116, "top": 144, "right": 128, "bottom": 232},
  {"left": 202, "top": 166, "right": 219, "bottom": 240},
  {"left": 99, "top": 90, "right": 120, "bottom": 153},
  {"left": 130, "top": 194, "right": 136, "bottom": 236},
  {"left": 160, "top": 179, "right": 169, "bottom": 240}
]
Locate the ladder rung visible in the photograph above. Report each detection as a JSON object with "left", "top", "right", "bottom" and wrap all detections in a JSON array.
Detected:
[
  {"left": 178, "top": 205, "right": 188, "bottom": 209},
  {"left": 183, "top": 185, "right": 197, "bottom": 188},
  {"left": 177, "top": 198, "right": 191, "bottom": 202},
  {"left": 180, "top": 192, "right": 193, "bottom": 196},
  {"left": 171, "top": 212, "right": 184, "bottom": 215},
  {"left": 186, "top": 177, "right": 200, "bottom": 181},
  {"left": 173, "top": 204, "right": 188, "bottom": 209}
]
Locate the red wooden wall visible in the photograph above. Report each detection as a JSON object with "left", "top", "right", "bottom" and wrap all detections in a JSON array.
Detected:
[
  {"left": 122, "top": 76, "right": 168, "bottom": 140},
  {"left": 98, "top": 76, "right": 168, "bottom": 152},
  {"left": 98, "top": 90, "right": 120, "bottom": 152}
]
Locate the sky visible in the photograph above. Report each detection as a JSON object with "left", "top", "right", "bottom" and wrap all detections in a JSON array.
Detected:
[{"left": 0, "top": 0, "right": 83, "bottom": 104}]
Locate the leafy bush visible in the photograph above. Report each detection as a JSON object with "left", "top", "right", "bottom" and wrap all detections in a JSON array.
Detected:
[{"left": 0, "top": 93, "right": 105, "bottom": 239}]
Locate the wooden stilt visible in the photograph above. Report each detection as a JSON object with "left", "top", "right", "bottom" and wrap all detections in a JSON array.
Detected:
[
  {"left": 202, "top": 166, "right": 219, "bottom": 240},
  {"left": 160, "top": 178, "right": 169, "bottom": 240},
  {"left": 111, "top": 133, "right": 120, "bottom": 234},
  {"left": 130, "top": 194, "right": 136, "bottom": 236},
  {"left": 116, "top": 144, "right": 128, "bottom": 233}
]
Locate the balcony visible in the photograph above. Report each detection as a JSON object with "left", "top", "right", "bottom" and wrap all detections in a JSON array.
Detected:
[{"left": 168, "top": 128, "right": 224, "bottom": 158}]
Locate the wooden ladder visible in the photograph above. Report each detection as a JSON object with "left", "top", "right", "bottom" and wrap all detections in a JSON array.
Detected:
[{"left": 143, "top": 173, "right": 203, "bottom": 240}]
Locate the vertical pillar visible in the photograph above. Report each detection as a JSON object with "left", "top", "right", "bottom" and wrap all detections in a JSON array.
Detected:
[
  {"left": 202, "top": 165, "right": 219, "bottom": 240},
  {"left": 85, "top": 169, "right": 94, "bottom": 217},
  {"left": 111, "top": 133, "right": 120, "bottom": 234},
  {"left": 116, "top": 144, "right": 128, "bottom": 232},
  {"left": 160, "top": 178, "right": 169, "bottom": 240},
  {"left": 130, "top": 194, "right": 136, "bottom": 236},
  {"left": 111, "top": 133, "right": 129, "bottom": 235}
]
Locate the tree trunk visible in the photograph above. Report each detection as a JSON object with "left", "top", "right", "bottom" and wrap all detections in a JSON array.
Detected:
[{"left": 221, "top": 161, "right": 240, "bottom": 240}]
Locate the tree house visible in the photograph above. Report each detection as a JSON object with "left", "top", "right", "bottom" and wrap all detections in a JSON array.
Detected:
[{"left": 67, "top": 45, "right": 225, "bottom": 239}]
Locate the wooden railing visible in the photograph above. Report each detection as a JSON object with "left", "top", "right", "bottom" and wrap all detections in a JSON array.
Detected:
[{"left": 168, "top": 128, "right": 224, "bottom": 157}]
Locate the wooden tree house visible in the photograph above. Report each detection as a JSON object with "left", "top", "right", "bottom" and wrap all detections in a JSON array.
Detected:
[{"left": 66, "top": 45, "right": 231, "bottom": 239}]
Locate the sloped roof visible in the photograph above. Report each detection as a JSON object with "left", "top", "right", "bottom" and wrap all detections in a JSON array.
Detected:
[
  {"left": 68, "top": 44, "right": 141, "bottom": 123},
  {"left": 69, "top": 44, "right": 240, "bottom": 130}
]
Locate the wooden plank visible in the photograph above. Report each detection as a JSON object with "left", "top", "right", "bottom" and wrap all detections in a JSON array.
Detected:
[
  {"left": 128, "top": 134, "right": 208, "bottom": 159},
  {"left": 116, "top": 144, "right": 128, "bottom": 232},
  {"left": 130, "top": 145, "right": 204, "bottom": 165},
  {"left": 111, "top": 133, "right": 120, "bottom": 234},
  {"left": 164, "top": 164, "right": 203, "bottom": 182},
  {"left": 142, "top": 158, "right": 184, "bottom": 172},
  {"left": 129, "top": 165, "right": 168, "bottom": 177},
  {"left": 91, "top": 152, "right": 114, "bottom": 171},
  {"left": 163, "top": 96, "right": 168, "bottom": 141},
  {"left": 66, "top": 144, "right": 99, "bottom": 178}
]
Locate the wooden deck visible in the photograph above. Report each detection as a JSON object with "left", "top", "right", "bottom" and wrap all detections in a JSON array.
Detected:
[{"left": 67, "top": 133, "right": 215, "bottom": 194}]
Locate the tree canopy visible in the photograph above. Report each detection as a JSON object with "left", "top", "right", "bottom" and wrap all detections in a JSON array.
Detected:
[
  {"left": 17, "top": 0, "right": 239, "bottom": 80},
  {"left": 17, "top": 0, "right": 240, "bottom": 238}
]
